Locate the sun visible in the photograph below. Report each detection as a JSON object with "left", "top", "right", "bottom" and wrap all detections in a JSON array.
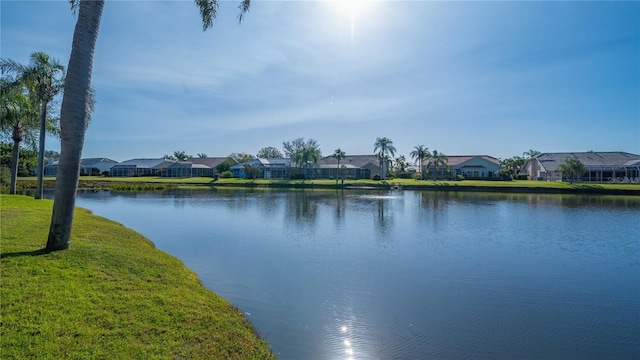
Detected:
[{"left": 331, "top": 0, "right": 370, "bottom": 16}]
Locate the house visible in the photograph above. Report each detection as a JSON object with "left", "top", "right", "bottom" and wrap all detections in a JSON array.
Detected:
[
  {"left": 317, "top": 155, "right": 381, "bottom": 179},
  {"left": 161, "top": 157, "right": 226, "bottom": 178},
  {"left": 407, "top": 155, "right": 501, "bottom": 180},
  {"left": 109, "top": 158, "right": 174, "bottom": 177},
  {"left": 42, "top": 157, "right": 118, "bottom": 177},
  {"left": 522, "top": 151, "right": 640, "bottom": 182},
  {"left": 447, "top": 155, "right": 501, "bottom": 179},
  {"left": 231, "top": 158, "right": 292, "bottom": 179}
]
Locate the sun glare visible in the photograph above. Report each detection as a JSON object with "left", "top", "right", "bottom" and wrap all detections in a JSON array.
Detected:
[
  {"left": 328, "top": 0, "right": 373, "bottom": 44},
  {"left": 333, "top": 0, "right": 370, "bottom": 15}
]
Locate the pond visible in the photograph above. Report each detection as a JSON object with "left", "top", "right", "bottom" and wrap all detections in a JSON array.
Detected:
[{"left": 68, "top": 189, "right": 639, "bottom": 359}]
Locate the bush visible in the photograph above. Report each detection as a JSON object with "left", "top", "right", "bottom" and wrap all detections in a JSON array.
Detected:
[
  {"left": 219, "top": 171, "right": 233, "bottom": 178},
  {"left": 102, "top": 171, "right": 110, "bottom": 177},
  {"left": 411, "top": 173, "right": 422, "bottom": 180},
  {"left": 291, "top": 174, "right": 306, "bottom": 180},
  {"left": 514, "top": 174, "right": 529, "bottom": 180},
  {"left": 372, "top": 175, "right": 381, "bottom": 181}
]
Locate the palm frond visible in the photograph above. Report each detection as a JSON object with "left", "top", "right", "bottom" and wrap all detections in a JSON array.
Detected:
[
  {"left": 195, "top": 0, "right": 219, "bottom": 30},
  {"left": 237, "top": 0, "right": 251, "bottom": 23}
]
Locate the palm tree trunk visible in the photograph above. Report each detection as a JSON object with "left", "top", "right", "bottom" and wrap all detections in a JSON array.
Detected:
[
  {"left": 35, "top": 102, "right": 47, "bottom": 199},
  {"left": 10, "top": 124, "right": 22, "bottom": 195},
  {"left": 47, "top": 0, "right": 104, "bottom": 251}
]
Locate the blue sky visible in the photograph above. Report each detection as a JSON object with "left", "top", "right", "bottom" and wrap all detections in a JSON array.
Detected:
[{"left": 2, "top": 0, "right": 639, "bottom": 162}]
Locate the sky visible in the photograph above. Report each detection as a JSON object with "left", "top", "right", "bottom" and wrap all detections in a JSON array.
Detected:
[{"left": 1, "top": 0, "right": 639, "bottom": 162}]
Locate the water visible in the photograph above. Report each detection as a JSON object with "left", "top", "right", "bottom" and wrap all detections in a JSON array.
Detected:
[{"left": 67, "top": 189, "right": 640, "bottom": 359}]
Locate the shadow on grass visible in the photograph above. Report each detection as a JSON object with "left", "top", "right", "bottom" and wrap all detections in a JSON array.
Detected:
[{"left": 1, "top": 248, "right": 50, "bottom": 259}]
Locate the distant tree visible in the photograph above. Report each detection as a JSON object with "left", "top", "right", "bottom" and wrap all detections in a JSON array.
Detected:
[
  {"left": 410, "top": 145, "right": 428, "bottom": 180},
  {"left": 373, "top": 137, "right": 396, "bottom": 179},
  {"left": 332, "top": 148, "right": 345, "bottom": 184},
  {"left": 215, "top": 157, "right": 237, "bottom": 173},
  {"left": 44, "top": 150, "right": 60, "bottom": 164},
  {"left": 556, "top": 157, "right": 587, "bottom": 184},
  {"left": 229, "top": 152, "right": 254, "bottom": 164},
  {"left": 256, "top": 146, "right": 283, "bottom": 159},
  {"left": 242, "top": 163, "right": 261, "bottom": 179},
  {"left": 283, "top": 138, "right": 321, "bottom": 178},
  {"left": 425, "top": 149, "right": 449, "bottom": 181},
  {"left": 523, "top": 149, "right": 541, "bottom": 158},
  {"left": 500, "top": 156, "right": 525, "bottom": 179},
  {"left": 393, "top": 155, "right": 408, "bottom": 174},
  {"left": 300, "top": 143, "right": 321, "bottom": 179},
  {"left": 170, "top": 150, "right": 191, "bottom": 161},
  {"left": 1, "top": 52, "right": 65, "bottom": 199},
  {"left": 197, "top": 153, "right": 207, "bottom": 158},
  {"left": 282, "top": 138, "right": 305, "bottom": 160}
]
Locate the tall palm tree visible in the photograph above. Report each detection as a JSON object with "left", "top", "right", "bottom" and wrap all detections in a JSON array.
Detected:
[
  {"left": 425, "top": 149, "right": 449, "bottom": 181},
  {"left": 47, "top": 0, "right": 252, "bottom": 251},
  {"left": 300, "top": 144, "right": 321, "bottom": 180},
  {"left": 1, "top": 52, "right": 65, "bottom": 199},
  {"left": 332, "top": 148, "right": 345, "bottom": 184},
  {"left": 0, "top": 80, "right": 38, "bottom": 194},
  {"left": 410, "top": 145, "right": 428, "bottom": 180},
  {"left": 373, "top": 137, "right": 396, "bottom": 179},
  {"left": 523, "top": 149, "right": 541, "bottom": 158}
]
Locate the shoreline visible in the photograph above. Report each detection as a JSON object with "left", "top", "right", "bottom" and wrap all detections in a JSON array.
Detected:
[{"left": 9, "top": 177, "right": 640, "bottom": 196}]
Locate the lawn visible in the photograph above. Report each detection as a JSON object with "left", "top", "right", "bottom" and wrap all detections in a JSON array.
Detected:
[
  {"left": 12, "top": 176, "right": 640, "bottom": 194},
  {"left": 0, "top": 195, "right": 274, "bottom": 359}
]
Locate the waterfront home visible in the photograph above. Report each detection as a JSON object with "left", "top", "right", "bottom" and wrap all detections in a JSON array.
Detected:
[
  {"left": 522, "top": 151, "right": 640, "bottom": 182},
  {"left": 317, "top": 155, "right": 381, "bottom": 179},
  {"left": 161, "top": 157, "right": 226, "bottom": 178},
  {"left": 408, "top": 155, "right": 501, "bottom": 180},
  {"left": 231, "top": 158, "right": 292, "bottom": 179},
  {"left": 42, "top": 157, "right": 118, "bottom": 177},
  {"left": 109, "top": 158, "right": 174, "bottom": 177}
]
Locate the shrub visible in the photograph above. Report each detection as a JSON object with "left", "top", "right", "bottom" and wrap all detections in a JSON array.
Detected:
[
  {"left": 219, "top": 171, "right": 233, "bottom": 178},
  {"left": 455, "top": 174, "right": 465, "bottom": 181},
  {"left": 411, "top": 173, "right": 422, "bottom": 180},
  {"left": 372, "top": 175, "right": 381, "bottom": 181},
  {"left": 101, "top": 171, "right": 110, "bottom": 177},
  {"left": 514, "top": 174, "right": 529, "bottom": 180}
]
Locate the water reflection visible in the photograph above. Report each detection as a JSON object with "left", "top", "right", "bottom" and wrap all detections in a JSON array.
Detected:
[{"left": 64, "top": 189, "right": 640, "bottom": 359}]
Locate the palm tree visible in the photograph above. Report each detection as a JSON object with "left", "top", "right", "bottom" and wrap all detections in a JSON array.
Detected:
[
  {"left": 410, "top": 145, "right": 428, "bottom": 180},
  {"left": 373, "top": 137, "right": 396, "bottom": 179},
  {"left": 523, "top": 149, "right": 541, "bottom": 158},
  {"left": 300, "top": 144, "right": 321, "bottom": 179},
  {"left": 0, "top": 80, "right": 38, "bottom": 194},
  {"left": 1, "top": 52, "right": 65, "bottom": 199},
  {"left": 425, "top": 149, "right": 449, "bottom": 181},
  {"left": 332, "top": 148, "right": 345, "bottom": 184},
  {"left": 47, "top": 0, "right": 252, "bottom": 251}
]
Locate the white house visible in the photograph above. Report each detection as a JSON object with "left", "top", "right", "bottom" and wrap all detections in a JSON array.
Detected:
[{"left": 522, "top": 151, "right": 640, "bottom": 182}]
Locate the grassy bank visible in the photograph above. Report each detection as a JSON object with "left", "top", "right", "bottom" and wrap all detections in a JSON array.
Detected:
[
  {"left": 0, "top": 195, "right": 274, "bottom": 359},
  {"left": 10, "top": 176, "right": 640, "bottom": 195}
]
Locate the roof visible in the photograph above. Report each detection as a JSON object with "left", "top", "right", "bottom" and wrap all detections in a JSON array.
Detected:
[
  {"left": 80, "top": 158, "right": 118, "bottom": 165},
  {"left": 166, "top": 162, "right": 211, "bottom": 170},
  {"left": 319, "top": 155, "right": 379, "bottom": 168},
  {"left": 445, "top": 155, "right": 500, "bottom": 167},
  {"left": 112, "top": 158, "right": 174, "bottom": 169},
  {"left": 189, "top": 157, "right": 227, "bottom": 168},
  {"left": 230, "top": 158, "right": 291, "bottom": 170},
  {"left": 535, "top": 152, "right": 640, "bottom": 172}
]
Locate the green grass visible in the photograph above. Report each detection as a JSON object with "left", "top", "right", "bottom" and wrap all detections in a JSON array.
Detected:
[
  {"left": 0, "top": 195, "right": 275, "bottom": 360},
  {"left": 11, "top": 176, "right": 640, "bottom": 195}
]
